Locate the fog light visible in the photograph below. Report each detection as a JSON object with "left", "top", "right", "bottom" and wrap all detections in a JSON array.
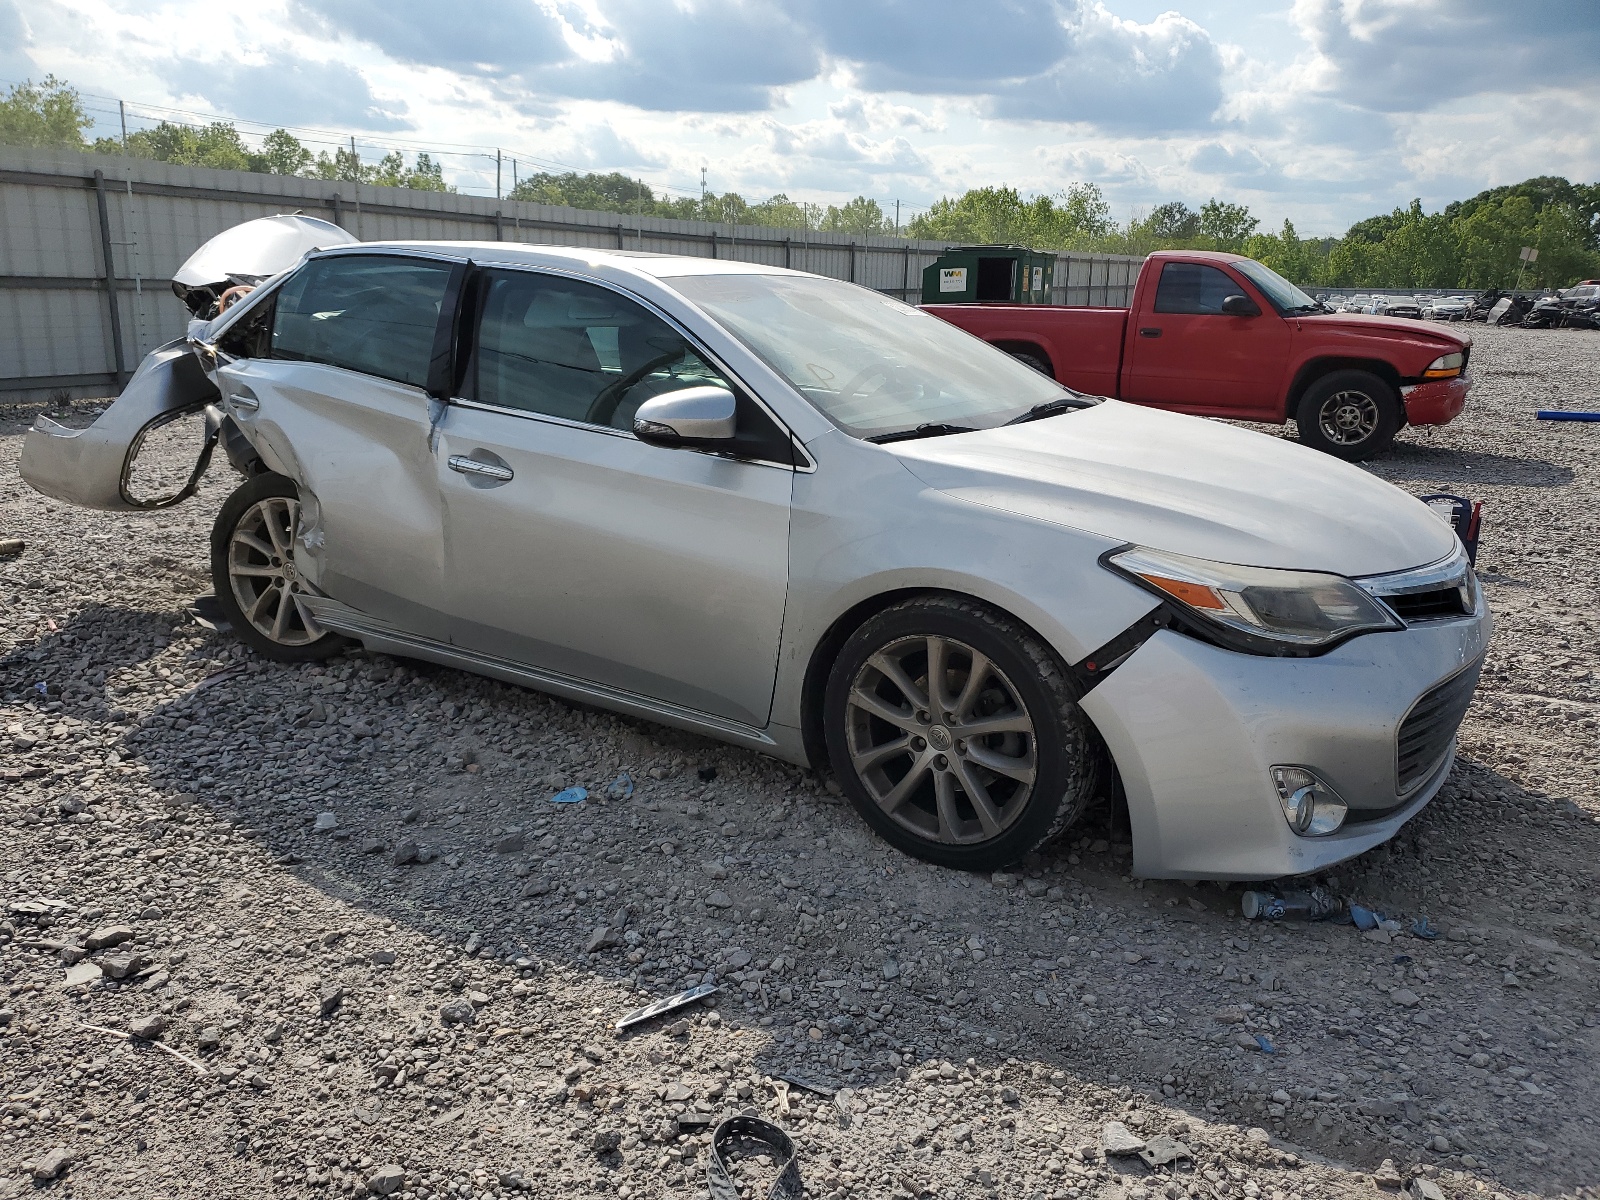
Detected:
[{"left": 1271, "top": 766, "right": 1348, "bottom": 836}]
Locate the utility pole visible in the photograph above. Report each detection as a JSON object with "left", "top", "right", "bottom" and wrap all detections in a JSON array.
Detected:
[
  {"left": 119, "top": 99, "right": 127, "bottom": 147},
  {"left": 511, "top": 158, "right": 517, "bottom": 194},
  {"left": 701, "top": 166, "right": 707, "bottom": 203},
  {"left": 496, "top": 149, "right": 502, "bottom": 201},
  {"left": 349, "top": 135, "right": 357, "bottom": 181},
  {"left": 894, "top": 199, "right": 900, "bottom": 236}
]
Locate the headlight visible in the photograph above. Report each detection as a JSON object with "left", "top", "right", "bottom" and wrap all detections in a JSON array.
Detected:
[
  {"left": 1422, "top": 352, "right": 1463, "bottom": 379},
  {"left": 1105, "top": 545, "right": 1402, "bottom": 652}
]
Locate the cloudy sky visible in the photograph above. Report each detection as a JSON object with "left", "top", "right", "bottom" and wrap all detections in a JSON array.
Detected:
[{"left": 6, "top": 0, "right": 1599, "bottom": 234}]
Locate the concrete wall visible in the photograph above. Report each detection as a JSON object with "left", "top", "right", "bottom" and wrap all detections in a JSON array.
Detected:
[{"left": 0, "top": 146, "right": 1143, "bottom": 401}]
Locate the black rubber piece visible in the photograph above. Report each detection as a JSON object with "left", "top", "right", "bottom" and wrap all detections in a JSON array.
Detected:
[
  {"left": 1295, "top": 368, "right": 1401, "bottom": 461},
  {"left": 823, "top": 594, "right": 1102, "bottom": 872},
  {"left": 706, "top": 1115, "right": 802, "bottom": 1200},
  {"left": 209, "top": 472, "right": 346, "bottom": 663}
]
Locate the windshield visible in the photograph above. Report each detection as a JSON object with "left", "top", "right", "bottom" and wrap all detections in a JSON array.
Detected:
[
  {"left": 1231, "top": 258, "right": 1320, "bottom": 314},
  {"left": 669, "top": 273, "right": 1072, "bottom": 438}
]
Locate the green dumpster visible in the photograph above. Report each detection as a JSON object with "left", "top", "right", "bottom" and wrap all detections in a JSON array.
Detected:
[{"left": 921, "top": 245, "right": 1055, "bottom": 305}]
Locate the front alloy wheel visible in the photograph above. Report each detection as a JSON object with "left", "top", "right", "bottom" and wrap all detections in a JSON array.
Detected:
[
  {"left": 825, "top": 595, "right": 1101, "bottom": 871},
  {"left": 845, "top": 634, "right": 1037, "bottom": 845}
]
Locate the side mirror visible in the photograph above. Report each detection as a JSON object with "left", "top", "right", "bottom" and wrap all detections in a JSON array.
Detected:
[
  {"left": 633, "top": 386, "right": 737, "bottom": 447},
  {"left": 1221, "top": 294, "right": 1260, "bottom": 317}
]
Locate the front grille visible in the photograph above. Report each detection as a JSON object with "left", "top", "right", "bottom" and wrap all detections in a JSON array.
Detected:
[
  {"left": 1396, "top": 660, "right": 1482, "bottom": 794},
  {"left": 1383, "top": 587, "right": 1469, "bottom": 621}
]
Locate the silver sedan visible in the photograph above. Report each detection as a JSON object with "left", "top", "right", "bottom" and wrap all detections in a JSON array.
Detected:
[{"left": 20, "top": 238, "right": 1490, "bottom": 878}]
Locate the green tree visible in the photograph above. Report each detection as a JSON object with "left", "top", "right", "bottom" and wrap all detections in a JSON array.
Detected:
[
  {"left": 261, "top": 128, "right": 313, "bottom": 176},
  {"left": 820, "top": 196, "right": 889, "bottom": 235},
  {"left": 1143, "top": 200, "right": 1201, "bottom": 241},
  {"left": 0, "top": 76, "right": 93, "bottom": 148},
  {"left": 100, "top": 120, "right": 258, "bottom": 170},
  {"left": 370, "top": 150, "right": 452, "bottom": 192},
  {"left": 1198, "top": 199, "right": 1259, "bottom": 250}
]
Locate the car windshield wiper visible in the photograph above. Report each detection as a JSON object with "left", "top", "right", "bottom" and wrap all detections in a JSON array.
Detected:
[
  {"left": 1002, "top": 395, "right": 1097, "bottom": 426},
  {"left": 866, "top": 422, "right": 979, "bottom": 444}
]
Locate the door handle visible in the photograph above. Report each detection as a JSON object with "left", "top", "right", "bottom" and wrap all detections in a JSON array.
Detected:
[
  {"left": 448, "top": 454, "right": 514, "bottom": 482},
  {"left": 229, "top": 384, "right": 259, "bottom": 412},
  {"left": 1138, "top": 327, "right": 1162, "bottom": 338}
]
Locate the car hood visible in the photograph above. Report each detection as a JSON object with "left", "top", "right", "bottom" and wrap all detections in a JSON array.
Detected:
[
  {"left": 889, "top": 400, "right": 1456, "bottom": 577},
  {"left": 1299, "top": 311, "right": 1467, "bottom": 346}
]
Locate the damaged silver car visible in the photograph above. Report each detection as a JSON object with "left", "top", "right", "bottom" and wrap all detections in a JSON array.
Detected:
[{"left": 19, "top": 222, "right": 1490, "bottom": 878}]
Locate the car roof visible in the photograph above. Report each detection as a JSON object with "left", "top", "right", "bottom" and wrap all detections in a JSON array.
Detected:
[{"left": 315, "top": 239, "right": 803, "bottom": 282}]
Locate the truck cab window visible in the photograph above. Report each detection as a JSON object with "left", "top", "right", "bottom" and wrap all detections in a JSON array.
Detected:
[{"left": 1153, "top": 263, "right": 1240, "bottom": 315}]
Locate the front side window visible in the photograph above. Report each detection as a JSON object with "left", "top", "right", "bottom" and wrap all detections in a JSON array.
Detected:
[
  {"left": 272, "top": 254, "right": 456, "bottom": 389},
  {"left": 1152, "top": 263, "right": 1243, "bottom": 315},
  {"left": 470, "top": 270, "right": 731, "bottom": 431}
]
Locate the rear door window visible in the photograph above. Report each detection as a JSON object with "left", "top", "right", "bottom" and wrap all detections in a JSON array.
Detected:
[
  {"left": 272, "top": 254, "right": 456, "bottom": 388},
  {"left": 1152, "top": 263, "right": 1241, "bottom": 315}
]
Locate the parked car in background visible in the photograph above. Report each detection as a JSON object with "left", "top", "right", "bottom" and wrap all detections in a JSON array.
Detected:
[
  {"left": 925, "top": 251, "right": 1474, "bottom": 460},
  {"left": 1384, "top": 298, "right": 1423, "bottom": 319},
  {"left": 18, "top": 229, "right": 1489, "bottom": 880},
  {"left": 1429, "top": 296, "right": 1471, "bottom": 321},
  {"left": 1342, "top": 294, "right": 1371, "bottom": 313}
]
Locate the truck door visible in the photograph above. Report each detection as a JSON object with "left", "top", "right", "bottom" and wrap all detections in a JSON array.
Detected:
[{"left": 1123, "top": 262, "right": 1290, "bottom": 416}]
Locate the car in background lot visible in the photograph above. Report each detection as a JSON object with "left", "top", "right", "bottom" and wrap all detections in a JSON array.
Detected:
[
  {"left": 1341, "top": 294, "right": 1371, "bottom": 313},
  {"left": 925, "top": 251, "right": 1474, "bottom": 460},
  {"left": 1385, "top": 298, "right": 1423, "bottom": 319},
  {"left": 1426, "top": 296, "right": 1471, "bottom": 321},
  {"left": 18, "top": 231, "right": 1489, "bottom": 880}
]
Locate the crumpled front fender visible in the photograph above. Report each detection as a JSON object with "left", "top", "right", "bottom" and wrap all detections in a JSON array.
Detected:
[{"left": 19, "top": 339, "right": 222, "bottom": 511}]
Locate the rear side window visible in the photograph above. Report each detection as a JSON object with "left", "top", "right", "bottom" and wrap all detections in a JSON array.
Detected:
[
  {"left": 272, "top": 255, "right": 456, "bottom": 388},
  {"left": 1152, "top": 263, "right": 1242, "bottom": 315}
]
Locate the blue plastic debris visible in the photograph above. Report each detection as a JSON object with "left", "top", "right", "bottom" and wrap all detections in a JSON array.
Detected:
[
  {"left": 1253, "top": 1034, "right": 1276, "bottom": 1055},
  {"left": 34, "top": 681, "right": 47, "bottom": 696},
  {"left": 605, "top": 773, "right": 635, "bottom": 801},
  {"left": 1536, "top": 410, "right": 1600, "bottom": 421},
  {"left": 1409, "top": 917, "right": 1439, "bottom": 940},
  {"left": 550, "top": 786, "right": 588, "bottom": 805},
  {"left": 1349, "top": 904, "right": 1382, "bottom": 931}
]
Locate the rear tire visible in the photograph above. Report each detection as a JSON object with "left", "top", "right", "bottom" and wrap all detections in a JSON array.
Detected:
[
  {"left": 210, "top": 473, "right": 346, "bottom": 663},
  {"left": 1295, "top": 369, "right": 1401, "bottom": 461},
  {"left": 823, "top": 595, "right": 1101, "bottom": 872},
  {"left": 1006, "top": 348, "right": 1054, "bottom": 377}
]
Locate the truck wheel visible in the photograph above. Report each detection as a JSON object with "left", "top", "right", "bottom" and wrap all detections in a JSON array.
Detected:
[
  {"left": 823, "top": 595, "right": 1101, "bottom": 872},
  {"left": 210, "top": 473, "right": 346, "bottom": 662},
  {"left": 1006, "top": 348, "right": 1054, "bottom": 378},
  {"left": 1296, "top": 370, "right": 1401, "bottom": 461}
]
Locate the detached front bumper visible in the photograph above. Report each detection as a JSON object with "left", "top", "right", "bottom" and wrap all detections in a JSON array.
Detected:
[
  {"left": 1402, "top": 373, "right": 1470, "bottom": 426},
  {"left": 1080, "top": 601, "right": 1491, "bottom": 880}
]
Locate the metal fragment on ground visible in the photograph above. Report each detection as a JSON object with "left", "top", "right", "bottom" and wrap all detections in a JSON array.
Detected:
[{"left": 614, "top": 983, "right": 718, "bottom": 1031}]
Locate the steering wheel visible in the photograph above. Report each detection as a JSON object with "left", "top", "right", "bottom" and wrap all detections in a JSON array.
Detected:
[
  {"left": 835, "top": 362, "right": 926, "bottom": 404},
  {"left": 585, "top": 348, "right": 688, "bottom": 428}
]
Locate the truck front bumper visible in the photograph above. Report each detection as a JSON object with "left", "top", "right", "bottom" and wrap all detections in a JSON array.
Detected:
[
  {"left": 1079, "top": 600, "right": 1491, "bottom": 880},
  {"left": 1401, "top": 373, "right": 1470, "bottom": 426}
]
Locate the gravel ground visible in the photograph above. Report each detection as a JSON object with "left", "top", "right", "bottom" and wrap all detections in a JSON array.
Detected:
[{"left": 3, "top": 323, "right": 1600, "bottom": 1200}]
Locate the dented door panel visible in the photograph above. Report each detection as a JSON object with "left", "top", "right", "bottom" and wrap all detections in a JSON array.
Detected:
[
  {"left": 217, "top": 358, "right": 452, "bottom": 641},
  {"left": 19, "top": 340, "right": 221, "bottom": 511}
]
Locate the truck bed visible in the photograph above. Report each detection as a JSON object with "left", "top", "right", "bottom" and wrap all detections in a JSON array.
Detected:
[{"left": 923, "top": 304, "right": 1128, "bottom": 396}]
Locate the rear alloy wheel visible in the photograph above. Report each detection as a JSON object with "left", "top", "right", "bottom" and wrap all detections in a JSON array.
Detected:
[
  {"left": 1295, "top": 369, "right": 1401, "bottom": 461},
  {"left": 824, "top": 595, "right": 1100, "bottom": 871},
  {"left": 210, "top": 473, "right": 345, "bottom": 662}
]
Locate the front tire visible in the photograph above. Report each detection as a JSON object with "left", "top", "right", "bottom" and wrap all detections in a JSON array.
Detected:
[
  {"left": 210, "top": 473, "right": 346, "bottom": 662},
  {"left": 1295, "top": 369, "right": 1401, "bottom": 461},
  {"left": 823, "top": 595, "right": 1101, "bottom": 871}
]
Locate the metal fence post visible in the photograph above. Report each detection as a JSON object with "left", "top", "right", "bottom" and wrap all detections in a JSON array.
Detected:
[
  {"left": 330, "top": 193, "right": 343, "bottom": 228},
  {"left": 849, "top": 242, "right": 857, "bottom": 283},
  {"left": 495, "top": 211, "right": 503, "bottom": 241},
  {"left": 784, "top": 238, "right": 792, "bottom": 270},
  {"left": 92, "top": 170, "right": 128, "bottom": 385},
  {"left": 710, "top": 231, "right": 718, "bottom": 259},
  {"left": 615, "top": 222, "right": 625, "bottom": 250},
  {"left": 902, "top": 244, "right": 912, "bottom": 299}
]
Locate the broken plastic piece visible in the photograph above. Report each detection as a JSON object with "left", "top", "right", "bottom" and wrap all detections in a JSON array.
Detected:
[
  {"left": 614, "top": 982, "right": 719, "bottom": 1031},
  {"left": 1138, "top": 1134, "right": 1192, "bottom": 1168},
  {"left": 1409, "top": 917, "right": 1439, "bottom": 940},
  {"left": 1349, "top": 904, "right": 1383, "bottom": 931},
  {"left": 776, "top": 1073, "right": 837, "bottom": 1099},
  {"left": 1253, "top": 1034, "right": 1276, "bottom": 1055},
  {"left": 605, "top": 773, "right": 634, "bottom": 801},
  {"left": 1535, "top": 410, "right": 1600, "bottom": 421},
  {"left": 550, "top": 786, "right": 588, "bottom": 805}
]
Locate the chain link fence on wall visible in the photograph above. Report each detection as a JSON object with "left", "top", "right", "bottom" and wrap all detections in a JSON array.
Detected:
[{"left": 1, "top": 146, "right": 1143, "bottom": 402}]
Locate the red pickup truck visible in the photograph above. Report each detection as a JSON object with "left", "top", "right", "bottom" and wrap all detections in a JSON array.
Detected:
[{"left": 925, "top": 250, "right": 1472, "bottom": 460}]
